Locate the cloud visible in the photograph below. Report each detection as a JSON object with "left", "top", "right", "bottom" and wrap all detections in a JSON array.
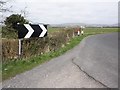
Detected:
[{"left": 4, "top": 0, "right": 118, "bottom": 24}]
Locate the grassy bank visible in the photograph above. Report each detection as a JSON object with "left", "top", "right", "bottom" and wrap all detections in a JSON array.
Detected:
[{"left": 2, "top": 27, "right": 118, "bottom": 81}]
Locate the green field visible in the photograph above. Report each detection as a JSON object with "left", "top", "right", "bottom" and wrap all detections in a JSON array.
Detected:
[
  {"left": 84, "top": 27, "right": 118, "bottom": 34},
  {"left": 48, "top": 27, "right": 64, "bottom": 32},
  {"left": 48, "top": 27, "right": 119, "bottom": 34}
]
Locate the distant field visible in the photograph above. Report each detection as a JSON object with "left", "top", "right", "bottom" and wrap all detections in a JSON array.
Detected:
[
  {"left": 84, "top": 28, "right": 118, "bottom": 35},
  {"left": 48, "top": 27, "right": 65, "bottom": 33},
  {"left": 48, "top": 27, "right": 119, "bottom": 34}
]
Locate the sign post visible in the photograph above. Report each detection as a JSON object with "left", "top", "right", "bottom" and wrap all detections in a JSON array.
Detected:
[{"left": 18, "top": 39, "right": 22, "bottom": 57}]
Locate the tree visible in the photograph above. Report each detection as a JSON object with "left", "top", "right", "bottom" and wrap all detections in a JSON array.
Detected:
[
  {"left": 4, "top": 14, "right": 29, "bottom": 28},
  {"left": 2, "top": 14, "right": 29, "bottom": 38}
]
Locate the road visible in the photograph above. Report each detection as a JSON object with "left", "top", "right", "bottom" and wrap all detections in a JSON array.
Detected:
[
  {"left": 74, "top": 33, "right": 118, "bottom": 88},
  {"left": 2, "top": 33, "right": 118, "bottom": 88}
]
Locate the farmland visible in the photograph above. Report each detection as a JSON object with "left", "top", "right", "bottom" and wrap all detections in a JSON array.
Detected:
[{"left": 84, "top": 27, "right": 118, "bottom": 34}]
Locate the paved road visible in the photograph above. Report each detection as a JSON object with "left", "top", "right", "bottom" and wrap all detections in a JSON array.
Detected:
[
  {"left": 2, "top": 33, "right": 118, "bottom": 88},
  {"left": 74, "top": 33, "right": 118, "bottom": 88}
]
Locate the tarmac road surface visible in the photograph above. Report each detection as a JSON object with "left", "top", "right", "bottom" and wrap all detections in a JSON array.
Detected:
[{"left": 74, "top": 32, "right": 118, "bottom": 88}]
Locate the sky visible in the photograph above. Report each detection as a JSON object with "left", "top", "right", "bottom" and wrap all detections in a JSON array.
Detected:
[{"left": 2, "top": 0, "right": 119, "bottom": 24}]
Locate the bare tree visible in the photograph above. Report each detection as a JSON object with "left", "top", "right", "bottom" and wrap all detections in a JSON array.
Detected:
[
  {"left": 0, "top": 0, "right": 29, "bottom": 24},
  {"left": 20, "top": 6, "right": 27, "bottom": 18},
  {"left": 0, "top": 0, "right": 13, "bottom": 24},
  {"left": 0, "top": 1, "right": 10, "bottom": 12}
]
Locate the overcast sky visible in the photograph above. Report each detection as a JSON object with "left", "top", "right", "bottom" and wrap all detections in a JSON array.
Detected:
[{"left": 4, "top": 0, "right": 119, "bottom": 24}]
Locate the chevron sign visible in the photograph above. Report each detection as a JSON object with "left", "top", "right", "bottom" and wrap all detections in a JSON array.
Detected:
[{"left": 16, "top": 24, "right": 47, "bottom": 39}]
